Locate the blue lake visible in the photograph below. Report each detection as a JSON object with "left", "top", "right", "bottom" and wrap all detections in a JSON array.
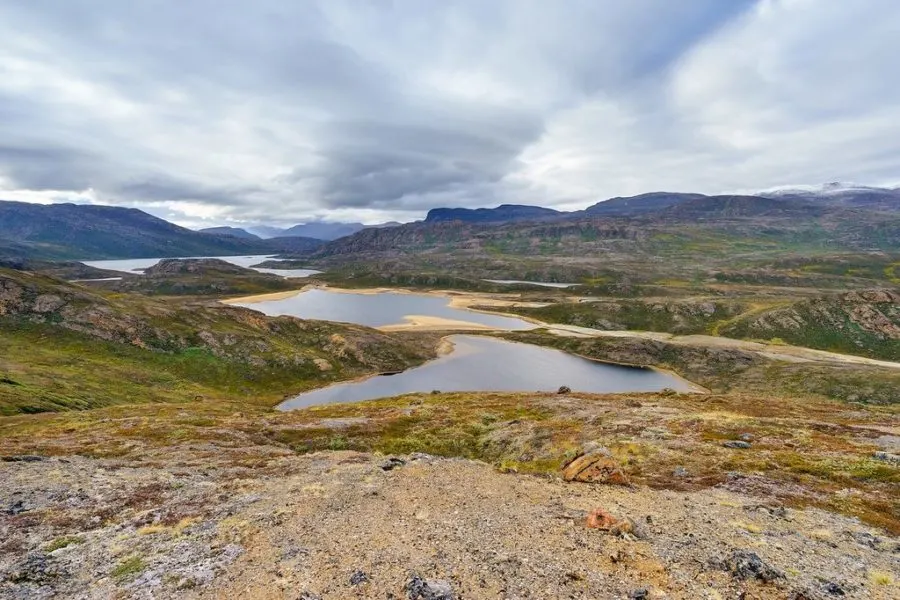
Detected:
[{"left": 279, "top": 335, "right": 692, "bottom": 409}]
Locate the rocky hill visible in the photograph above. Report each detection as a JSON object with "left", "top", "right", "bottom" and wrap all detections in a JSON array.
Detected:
[
  {"left": 108, "top": 258, "right": 299, "bottom": 296},
  {"left": 720, "top": 289, "right": 900, "bottom": 360},
  {"left": 0, "top": 268, "right": 434, "bottom": 414}
]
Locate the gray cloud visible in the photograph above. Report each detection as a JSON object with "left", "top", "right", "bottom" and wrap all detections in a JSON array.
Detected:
[
  {"left": 0, "top": 1, "right": 897, "bottom": 226},
  {"left": 0, "top": 145, "right": 100, "bottom": 191}
]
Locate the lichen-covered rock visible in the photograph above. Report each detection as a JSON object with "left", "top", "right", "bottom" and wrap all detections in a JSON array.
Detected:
[{"left": 562, "top": 452, "right": 629, "bottom": 485}]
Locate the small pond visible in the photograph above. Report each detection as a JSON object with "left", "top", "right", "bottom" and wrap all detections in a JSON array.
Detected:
[{"left": 279, "top": 335, "right": 692, "bottom": 409}]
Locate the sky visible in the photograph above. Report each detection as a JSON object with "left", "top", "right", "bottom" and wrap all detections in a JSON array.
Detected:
[{"left": 1, "top": 0, "right": 898, "bottom": 228}]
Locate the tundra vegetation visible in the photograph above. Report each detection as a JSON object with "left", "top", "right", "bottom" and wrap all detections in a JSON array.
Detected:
[{"left": 1, "top": 196, "right": 899, "bottom": 598}]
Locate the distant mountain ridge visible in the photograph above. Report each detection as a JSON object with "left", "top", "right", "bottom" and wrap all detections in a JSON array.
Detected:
[
  {"left": 4, "top": 183, "right": 898, "bottom": 261},
  {"left": 759, "top": 182, "right": 900, "bottom": 210},
  {"left": 279, "top": 222, "right": 366, "bottom": 240},
  {"left": 311, "top": 186, "right": 900, "bottom": 260},
  {"left": 425, "top": 204, "right": 561, "bottom": 223},
  {"left": 579, "top": 192, "right": 707, "bottom": 217},
  {"left": 247, "top": 221, "right": 397, "bottom": 240},
  {"left": 423, "top": 185, "right": 900, "bottom": 225},
  {"left": 198, "top": 226, "right": 260, "bottom": 240},
  {"left": 0, "top": 200, "right": 324, "bottom": 260}
]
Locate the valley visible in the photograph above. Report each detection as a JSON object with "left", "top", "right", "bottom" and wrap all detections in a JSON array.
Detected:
[{"left": 1, "top": 190, "right": 899, "bottom": 599}]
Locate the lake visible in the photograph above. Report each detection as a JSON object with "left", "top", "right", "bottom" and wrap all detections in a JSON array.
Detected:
[
  {"left": 279, "top": 335, "right": 692, "bottom": 409},
  {"left": 82, "top": 255, "right": 321, "bottom": 279},
  {"left": 233, "top": 288, "right": 535, "bottom": 329}
]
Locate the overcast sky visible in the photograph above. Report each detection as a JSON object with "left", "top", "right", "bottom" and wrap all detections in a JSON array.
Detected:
[{"left": 1, "top": 1, "right": 898, "bottom": 227}]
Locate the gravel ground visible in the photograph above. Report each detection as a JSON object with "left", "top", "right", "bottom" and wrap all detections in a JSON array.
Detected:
[{"left": 1, "top": 449, "right": 898, "bottom": 599}]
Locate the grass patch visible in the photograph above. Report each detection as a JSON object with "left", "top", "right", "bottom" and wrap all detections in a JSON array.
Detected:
[
  {"left": 868, "top": 570, "right": 894, "bottom": 586},
  {"left": 111, "top": 556, "right": 146, "bottom": 580},
  {"left": 44, "top": 535, "right": 84, "bottom": 552}
]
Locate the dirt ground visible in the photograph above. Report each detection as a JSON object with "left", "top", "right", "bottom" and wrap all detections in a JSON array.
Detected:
[{"left": 2, "top": 448, "right": 897, "bottom": 599}]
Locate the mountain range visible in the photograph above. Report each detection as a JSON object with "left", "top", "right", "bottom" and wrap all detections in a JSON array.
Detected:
[
  {"left": 312, "top": 185, "right": 900, "bottom": 261},
  {"left": 2, "top": 183, "right": 898, "bottom": 260},
  {"left": 240, "top": 221, "right": 403, "bottom": 240},
  {"left": 420, "top": 184, "right": 900, "bottom": 223}
]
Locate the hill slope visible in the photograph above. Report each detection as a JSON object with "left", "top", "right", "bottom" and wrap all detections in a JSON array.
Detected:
[
  {"left": 0, "top": 201, "right": 278, "bottom": 259},
  {"left": 719, "top": 289, "right": 900, "bottom": 360},
  {"left": 0, "top": 201, "right": 328, "bottom": 259},
  {"left": 0, "top": 267, "right": 434, "bottom": 414}
]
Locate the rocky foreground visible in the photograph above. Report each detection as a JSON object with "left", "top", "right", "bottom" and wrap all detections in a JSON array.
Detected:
[{"left": 2, "top": 447, "right": 897, "bottom": 599}]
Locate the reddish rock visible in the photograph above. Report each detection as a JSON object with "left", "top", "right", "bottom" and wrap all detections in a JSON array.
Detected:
[
  {"left": 562, "top": 452, "right": 629, "bottom": 485},
  {"left": 585, "top": 507, "right": 635, "bottom": 536}
]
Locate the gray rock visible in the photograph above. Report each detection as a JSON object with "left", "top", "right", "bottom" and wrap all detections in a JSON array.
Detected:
[
  {"left": 847, "top": 531, "right": 882, "bottom": 550},
  {"left": 557, "top": 386, "right": 572, "bottom": 394},
  {"left": 718, "top": 550, "right": 783, "bottom": 583},
  {"left": 349, "top": 570, "right": 369, "bottom": 585},
  {"left": 6, "top": 552, "right": 68, "bottom": 585},
  {"left": 406, "top": 574, "right": 455, "bottom": 599},
  {"left": 6, "top": 500, "right": 29, "bottom": 515},
  {"left": 738, "top": 433, "right": 754, "bottom": 442},
  {"left": 723, "top": 440, "right": 752, "bottom": 449},
  {"left": 672, "top": 466, "right": 689, "bottom": 477},
  {"left": 824, "top": 582, "right": 846, "bottom": 595},
  {"left": 630, "top": 588, "right": 649, "bottom": 599},
  {"left": 299, "top": 593, "right": 322, "bottom": 600},
  {"left": 873, "top": 451, "right": 900, "bottom": 464},
  {"left": 380, "top": 457, "right": 406, "bottom": 471}
]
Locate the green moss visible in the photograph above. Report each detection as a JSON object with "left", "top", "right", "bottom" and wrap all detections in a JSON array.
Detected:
[
  {"left": 111, "top": 556, "right": 146, "bottom": 580},
  {"left": 44, "top": 535, "right": 85, "bottom": 552}
]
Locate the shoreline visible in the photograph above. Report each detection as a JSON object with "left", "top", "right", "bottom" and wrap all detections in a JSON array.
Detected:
[
  {"left": 222, "top": 284, "right": 548, "bottom": 332},
  {"left": 277, "top": 333, "right": 701, "bottom": 411},
  {"left": 221, "top": 284, "right": 900, "bottom": 374}
]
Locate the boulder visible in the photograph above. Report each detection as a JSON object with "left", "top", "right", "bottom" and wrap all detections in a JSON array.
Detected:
[
  {"left": 723, "top": 440, "right": 752, "bottom": 449},
  {"left": 349, "top": 570, "right": 369, "bottom": 585},
  {"left": 406, "top": 575, "right": 455, "bottom": 600},
  {"left": 585, "top": 507, "right": 636, "bottom": 537},
  {"left": 380, "top": 457, "right": 406, "bottom": 471},
  {"left": 562, "top": 452, "right": 629, "bottom": 485},
  {"left": 718, "top": 551, "right": 783, "bottom": 583},
  {"left": 873, "top": 451, "right": 900, "bottom": 464}
]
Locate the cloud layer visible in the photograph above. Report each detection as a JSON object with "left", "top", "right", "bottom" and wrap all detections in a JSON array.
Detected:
[{"left": 0, "top": 0, "right": 897, "bottom": 226}]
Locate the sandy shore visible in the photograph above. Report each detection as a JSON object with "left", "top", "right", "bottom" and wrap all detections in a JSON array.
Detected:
[
  {"left": 222, "top": 285, "right": 546, "bottom": 331},
  {"left": 548, "top": 324, "right": 900, "bottom": 370},
  {"left": 224, "top": 284, "right": 546, "bottom": 306},
  {"left": 379, "top": 315, "right": 499, "bottom": 332},
  {"left": 222, "top": 289, "right": 305, "bottom": 304}
]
